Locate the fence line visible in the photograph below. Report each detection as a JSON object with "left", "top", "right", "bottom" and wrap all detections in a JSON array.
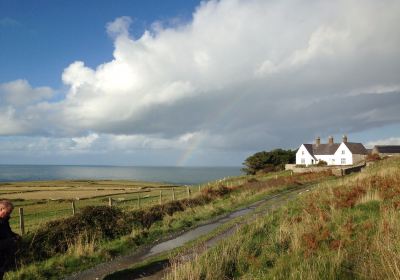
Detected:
[
  {"left": 8, "top": 175, "right": 249, "bottom": 234},
  {"left": 9, "top": 186, "right": 203, "bottom": 234}
]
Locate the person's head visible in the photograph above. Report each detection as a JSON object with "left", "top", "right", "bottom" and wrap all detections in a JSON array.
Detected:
[{"left": 0, "top": 200, "right": 14, "bottom": 219}]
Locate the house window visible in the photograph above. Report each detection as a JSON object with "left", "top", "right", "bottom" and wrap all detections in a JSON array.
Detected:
[
  {"left": 341, "top": 158, "right": 346, "bottom": 164},
  {"left": 341, "top": 150, "right": 345, "bottom": 154},
  {"left": 301, "top": 158, "right": 305, "bottom": 164},
  {"left": 302, "top": 151, "right": 304, "bottom": 155}
]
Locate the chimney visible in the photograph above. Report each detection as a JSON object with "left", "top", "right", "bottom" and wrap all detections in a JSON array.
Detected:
[
  {"left": 315, "top": 136, "right": 321, "bottom": 146},
  {"left": 328, "top": 136, "right": 334, "bottom": 145},
  {"left": 342, "top": 135, "right": 348, "bottom": 143}
]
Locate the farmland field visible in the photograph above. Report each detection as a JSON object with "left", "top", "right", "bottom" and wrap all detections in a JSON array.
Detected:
[{"left": 0, "top": 180, "right": 191, "bottom": 233}]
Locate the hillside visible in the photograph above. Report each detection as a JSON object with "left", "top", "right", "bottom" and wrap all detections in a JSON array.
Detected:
[
  {"left": 4, "top": 170, "right": 330, "bottom": 279},
  {"left": 167, "top": 157, "right": 400, "bottom": 279}
]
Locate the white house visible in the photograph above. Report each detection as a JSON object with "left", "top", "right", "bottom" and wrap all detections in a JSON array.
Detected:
[{"left": 296, "top": 136, "right": 367, "bottom": 166}]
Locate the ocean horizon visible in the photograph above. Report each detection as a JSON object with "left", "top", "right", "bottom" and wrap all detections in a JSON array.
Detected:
[{"left": 0, "top": 164, "right": 243, "bottom": 185}]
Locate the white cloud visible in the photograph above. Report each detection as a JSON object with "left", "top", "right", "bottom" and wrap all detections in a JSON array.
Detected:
[
  {"left": 0, "top": 107, "right": 26, "bottom": 135},
  {"left": 0, "top": 79, "right": 53, "bottom": 107},
  {"left": 54, "top": 0, "right": 400, "bottom": 140},
  {"left": 106, "top": 16, "right": 132, "bottom": 38},
  {"left": 0, "top": 80, "right": 54, "bottom": 135},
  {"left": 71, "top": 133, "right": 99, "bottom": 150},
  {"left": 1, "top": 0, "right": 400, "bottom": 164}
]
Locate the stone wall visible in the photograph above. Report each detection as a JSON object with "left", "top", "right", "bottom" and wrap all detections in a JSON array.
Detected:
[{"left": 285, "top": 162, "right": 366, "bottom": 176}]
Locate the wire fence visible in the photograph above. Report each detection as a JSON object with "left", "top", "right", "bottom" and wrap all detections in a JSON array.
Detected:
[
  {"left": 9, "top": 186, "right": 201, "bottom": 234},
  {"left": 6, "top": 174, "right": 257, "bottom": 234}
]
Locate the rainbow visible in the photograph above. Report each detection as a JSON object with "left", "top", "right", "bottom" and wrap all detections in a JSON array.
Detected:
[
  {"left": 176, "top": 90, "right": 248, "bottom": 166},
  {"left": 176, "top": 133, "right": 203, "bottom": 167}
]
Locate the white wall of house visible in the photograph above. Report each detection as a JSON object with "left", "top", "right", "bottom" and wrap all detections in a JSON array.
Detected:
[
  {"left": 333, "top": 143, "right": 353, "bottom": 165},
  {"left": 315, "top": 155, "right": 336, "bottom": 165},
  {"left": 296, "top": 145, "right": 315, "bottom": 165}
]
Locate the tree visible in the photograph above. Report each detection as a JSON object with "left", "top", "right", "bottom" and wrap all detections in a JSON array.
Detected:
[{"left": 242, "top": 149, "right": 296, "bottom": 175}]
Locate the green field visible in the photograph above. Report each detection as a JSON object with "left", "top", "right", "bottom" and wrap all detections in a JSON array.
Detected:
[
  {"left": 1, "top": 176, "right": 255, "bottom": 234},
  {"left": 0, "top": 180, "right": 193, "bottom": 233}
]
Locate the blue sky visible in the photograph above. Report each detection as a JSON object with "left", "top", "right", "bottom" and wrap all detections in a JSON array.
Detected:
[
  {"left": 0, "top": 0, "right": 399, "bottom": 166},
  {"left": 0, "top": 0, "right": 200, "bottom": 88}
]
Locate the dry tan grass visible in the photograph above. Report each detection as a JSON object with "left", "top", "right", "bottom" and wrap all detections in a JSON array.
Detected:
[
  {"left": 166, "top": 158, "right": 400, "bottom": 280},
  {"left": 356, "top": 189, "right": 382, "bottom": 205},
  {"left": 67, "top": 231, "right": 98, "bottom": 257},
  {"left": 1, "top": 189, "right": 138, "bottom": 200},
  {"left": 0, "top": 180, "right": 178, "bottom": 200}
]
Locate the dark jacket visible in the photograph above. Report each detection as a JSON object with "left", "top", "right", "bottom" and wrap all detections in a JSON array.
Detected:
[
  {"left": 0, "top": 217, "right": 18, "bottom": 273},
  {"left": 0, "top": 217, "right": 17, "bottom": 248},
  {"left": 0, "top": 217, "right": 15, "bottom": 237}
]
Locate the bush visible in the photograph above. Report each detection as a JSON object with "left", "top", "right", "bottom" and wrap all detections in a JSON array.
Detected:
[
  {"left": 242, "top": 149, "right": 296, "bottom": 175},
  {"left": 19, "top": 206, "right": 131, "bottom": 262},
  {"left": 316, "top": 160, "right": 327, "bottom": 166},
  {"left": 366, "top": 153, "right": 381, "bottom": 162}
]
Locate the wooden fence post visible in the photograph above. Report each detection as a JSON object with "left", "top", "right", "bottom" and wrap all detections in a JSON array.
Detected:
[
  {"left": 159, "top": 191, "right": 163, "bottom": 205},
  {"left": 108, "top": 197, "right": 113, "bottom": 207},
  {"left": 19, "top": 207, "right": 25, "bottom": 235},
  {"left": 172, "top": 188, "right": 175, "bottom": 201},
  {"left": 187, "top": 186, "right": 191, "bottom": 198},
  {"left": 198, "top": 185, "right": 201, "bottom": 193},
  {"left": 71, "top": 201, "right": 76, "bottom": 215}
]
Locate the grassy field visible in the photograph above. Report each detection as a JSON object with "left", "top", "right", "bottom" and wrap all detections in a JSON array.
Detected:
[
  {"left": 1, "top": 173, "right": 283, "bottom": 233},
  {"left": 0, "top": 180, "right": 191, "bottom": 233},
  {"left": 166, "top": 157, "right": 400, "bottom": 280},
  {"left": 3, "top": 170, "right": 332, "bottom": 280}
]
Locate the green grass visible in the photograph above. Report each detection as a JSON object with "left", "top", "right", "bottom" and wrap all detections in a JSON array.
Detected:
[
  {"left": 4, "top": 171, "right": 331, "bottom": 280},
  {"left": 166, "top": 157, "right": 400, "bottom": 280},
  {"left": 7, "top": 184, "right": 191, "bottom": 233},
  {"left": 5, "top": 173, "right": 291, "bottom": 233}
]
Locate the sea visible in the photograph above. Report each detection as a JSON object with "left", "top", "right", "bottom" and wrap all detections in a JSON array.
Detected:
[{"left": 0, "top": 165, "right": 243, "bottom": 185}]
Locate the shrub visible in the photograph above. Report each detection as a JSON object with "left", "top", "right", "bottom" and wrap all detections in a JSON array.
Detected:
[
  {"left": 316, "top": 160, "right": 328, "bottom": 166},
  {"left": 366, "top": 153, "right": 381, "bottom": 162},
  {"left": 19, "top": 206, "right": 131, "bottom": 262},
  {"left": 242, "top": 149, "right": 296, "bottom": 175}
]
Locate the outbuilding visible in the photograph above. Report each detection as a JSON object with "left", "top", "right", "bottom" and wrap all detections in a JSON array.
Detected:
[{"left": 372, "top": 145, "right": 400, "bottom": 157}]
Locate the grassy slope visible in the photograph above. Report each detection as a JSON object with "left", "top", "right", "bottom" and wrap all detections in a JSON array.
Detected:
[
  {"left": 5, "top": 171, "right": 330, "bottom": 280},
  {"left": 167, "top": 157, "right": 400, "bottom": 280}
]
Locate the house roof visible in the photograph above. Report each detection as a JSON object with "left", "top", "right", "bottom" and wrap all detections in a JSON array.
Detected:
[
  {"left": 302, "top": 142, "right": 367, "bottom": 156},
  {"left": 313, "top": 144, "right": 340, "bottom": 155},
  {"left": 373, "top": 145, "right": 400, "bottom": 154},
  {"left": 343, "top": 142, "right": 368, "bottom": 155},
  {"left": 303, "top": 144, "right": 317, "bottom": 160}
]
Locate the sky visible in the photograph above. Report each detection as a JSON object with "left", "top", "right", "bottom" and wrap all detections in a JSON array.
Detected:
[{"left": 0, "top": 0, "right": 399, "bottom": 167}]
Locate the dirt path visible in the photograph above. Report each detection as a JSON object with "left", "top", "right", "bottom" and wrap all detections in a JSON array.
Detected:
[{"left": 65, "top": 185, "right": 313, "bottom": 280}]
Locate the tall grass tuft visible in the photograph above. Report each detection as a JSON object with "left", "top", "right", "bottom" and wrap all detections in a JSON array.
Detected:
[{"left": 67, "top": 231, "right": 98, "bottom": 257}]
